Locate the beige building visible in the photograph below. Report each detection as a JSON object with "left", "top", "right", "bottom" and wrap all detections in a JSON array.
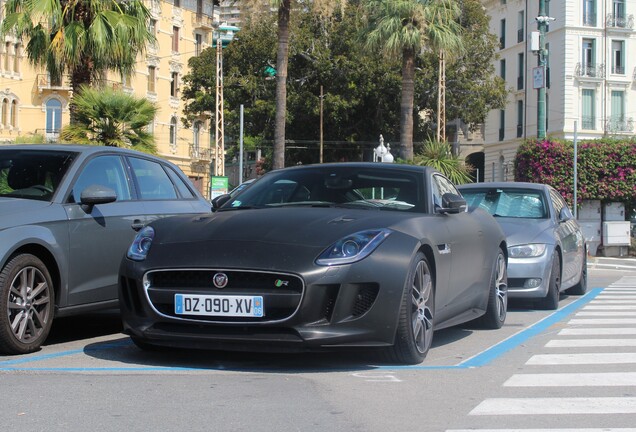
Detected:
[{"left": 0, "top": 0, "right": 223, "bottom": 197}]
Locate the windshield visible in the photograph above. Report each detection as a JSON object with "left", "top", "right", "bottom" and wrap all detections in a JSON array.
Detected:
[
  {"left": 461, "top": 188, "right": 548, "bottom": 219},
  {"left": 0, "top": 149, "right": 77, "bottom": 201},
  {"left": 222, "top": 166, "right": 423, "bottom": 212}
]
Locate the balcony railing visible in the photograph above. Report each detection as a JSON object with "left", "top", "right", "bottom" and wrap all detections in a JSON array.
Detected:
[
  {"left": 583, "top": 12, "right": 597, "bottom": 27},
  {"left": 94, "top": 79, "right": 123, "bottom": 91},
  {"left": 516, "top": 124, "right": 523, "bottom": 138},
  {"left": 612, "top": 64, "right": 625, "bottom": 75},
  {"left": 192, "top": 13, "right": 214, "bottom": 30},
  {"left": 581, "top": 116, "right": 596, "bottom": 130},
  {"left": 189, "top": 145, "right": 212, "bottom": 161},
  {"left": 517, "top": 75, "right": 524, "bottom": 90},
  {"left": 517, "top": 29, "right": 524, "bottom": 43},
  {"left": 575, "top": 63, "right": 605, "bottom": 78},
  {"left": 605, "top": 117, "right": 634, "bottom": 133},
  {"left": 36, "top": 74, "right": 72, "bottom": 93},
  {"left": 606, "top": 13, "right": 634, "bottom": 29}
]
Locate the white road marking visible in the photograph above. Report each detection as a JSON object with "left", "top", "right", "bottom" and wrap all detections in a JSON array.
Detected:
[
  {"left": 559, "top": 327, "right": 636, "bottom": 335},
  {"left": 447, "top": 429, "right": 636, "bottom": 432},
  {"left": 576, "top": 311, "right": 636, "bottom": 316},
  {"left": 504, "top": 372, "right": 636, "bottom": 387},
  {"left": 569, "top": 318, "right": 636, "bottom": 324},
  {"left": 469, "top": 397, "right": 636, "bottom": 415},
  {"left": 583, "top": 305, "right": 636, "bottom": 310},
  {"left": 545, "top": 338, "right": 636, "bottom": 347},
  {"left": 526, "top": 353, "right": 636, "bottom": 365}
]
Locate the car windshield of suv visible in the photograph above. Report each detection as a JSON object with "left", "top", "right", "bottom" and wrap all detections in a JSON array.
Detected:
[
  {"left": 222, "top": 166, "right": 423, "bottom": 212},
  {"left": 461, "top": 188, "right": 548, "bottom": 219},
  {"left": 0, "top": 150, "right": 77, "bottom": 201}
]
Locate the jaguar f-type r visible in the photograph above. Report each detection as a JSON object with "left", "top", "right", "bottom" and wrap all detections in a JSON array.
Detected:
[{"left": 119, "top": 163, "right": 508, "bottom": 364}]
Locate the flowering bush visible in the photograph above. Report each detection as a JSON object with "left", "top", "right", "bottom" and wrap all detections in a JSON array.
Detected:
[{"left": 515, "top": 138, "right": 636, "bottom": 213}]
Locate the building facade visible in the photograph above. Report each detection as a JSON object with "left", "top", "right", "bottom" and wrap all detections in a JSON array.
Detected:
[
  {"left": 0, "top": 0, "right": 222, "bottom": 197},
  {"left": 480, "top": 0, "right": 635, "bottom": 182}
]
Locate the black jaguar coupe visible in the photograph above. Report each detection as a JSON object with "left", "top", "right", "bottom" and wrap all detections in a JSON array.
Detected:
[{"left": 119, "top": 163, "right": 508, "bottom": 364}]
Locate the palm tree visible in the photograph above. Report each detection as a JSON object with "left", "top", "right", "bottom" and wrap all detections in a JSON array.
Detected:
[
  {"left": 412, "top": 139, "right": 473, "bottom": 184},
  {"left": 60, "top": 85, "right": 158, "bottom": 154},
  {"left": 243, "top": 0, "right": 343, "bottom": 169},
  {"left": 361, "top": 0, "right": 463, "bottom": 161},
  {"left": 1, "top": 0, "right": 153, "bottom": 106}
]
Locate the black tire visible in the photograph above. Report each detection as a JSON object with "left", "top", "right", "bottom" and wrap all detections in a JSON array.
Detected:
[
  {"left": 536, "top": 253, "right": 560, "bottom": 310},
  {"left": 477, "top": 248, "right": 508, "bottom": 329},
  {"left": 385, "top": 252, "right": 434, "bottom": 365},
  {"left": 0, "top": 254, "right": 54, "bottom": 355},
  {"left": 566, "top": 251, "right": 587, "bottom": 296}
]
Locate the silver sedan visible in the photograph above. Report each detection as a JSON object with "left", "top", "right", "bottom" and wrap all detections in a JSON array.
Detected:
[{"left": 458, "top": 182, "right": 587, "bottom": 310}]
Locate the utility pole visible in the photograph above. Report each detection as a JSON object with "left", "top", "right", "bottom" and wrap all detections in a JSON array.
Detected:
[
  {"left": 437, "top": 51, "right": 446, "bottom": 144},
  {"left": 214, "top": 30, "right": 225, "bottom": 177},
  {"left": 535, "top": 1, "right": 554, "bottom": 140}
]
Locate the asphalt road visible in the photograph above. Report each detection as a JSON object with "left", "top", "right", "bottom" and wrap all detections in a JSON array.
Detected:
[{"left": 1, "top": 258, "right": 636, "bottom": 432}]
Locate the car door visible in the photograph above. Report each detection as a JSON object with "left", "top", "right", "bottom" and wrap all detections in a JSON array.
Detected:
[
  {"left": 431, "top": 174, "right": 485, "bottom": 319},
  {"left": 127, "top": 156, "right": 210, "bottom": 222},
  {"left": 63, "top": 154, "right": 146, "bottom": 306},
  {"left": 549, "top": 188, "right": 584, "bottom": 287}
]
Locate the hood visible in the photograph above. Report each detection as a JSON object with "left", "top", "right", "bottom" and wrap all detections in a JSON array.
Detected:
[
  {"left": 0, "top": 198, "right": 53, "bottom": 229},
  {"left": 495, "top": 217, "right": 555, "bottom": 247},
  {"left": 154, "top": 207, "right": 403, "bottom": 248}
]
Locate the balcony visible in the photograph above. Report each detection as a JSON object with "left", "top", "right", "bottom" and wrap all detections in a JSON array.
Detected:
[
  {"left": 516, "top": 124, "right": 523, "bottom": 138},
  {"left": 192, "top": 13, "right": 214, "bottom": 30},
  {"left": 605, "top": 117, "right": 634, "bottom": 133},
  {"left": 94, "top": 79, "right": 124, "bottom": 91},
  {"left": 606, "top": 13, "right": 634, "bottom": 29},
  {"left": 36, "top": 74, "right": 72, "bottom": 94},
  {"left": 583, "top": 12, "right": 597, "bottom": 27},
  {"left": 190, "top": 144, "right": 212, "bottom": 161},
  {"left": 517, "top": 29, "right": 524, "bottom": 43},
  {"left": 575, "top": 63, "right": 605, "bottom": 79},
  {"left": 581, "top": 116, "right": 596, "bottom": 130}
]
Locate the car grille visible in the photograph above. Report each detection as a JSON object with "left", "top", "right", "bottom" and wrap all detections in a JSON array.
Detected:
[{"left": 144, "top": 269, "right": 304, "bottom": 323}]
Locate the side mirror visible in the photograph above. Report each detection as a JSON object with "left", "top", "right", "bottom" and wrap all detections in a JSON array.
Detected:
[
  {"left": 211, "top": 193, "right": 232, "bottom": 211},
  {"left": 559, "top": 207, "right": 573, "bottom": 222},
  {"left": 79, "top": 184, "right": 117, "bottom": 213},
  {"left": 438, "top": 193, "right": 467, "bottom": 214}
]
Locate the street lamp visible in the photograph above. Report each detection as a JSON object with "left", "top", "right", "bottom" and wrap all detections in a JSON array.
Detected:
[{"left": 534, "top": 2, "right": 556, "bottom": 140}]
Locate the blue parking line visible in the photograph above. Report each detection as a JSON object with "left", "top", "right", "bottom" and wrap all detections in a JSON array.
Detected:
[
  {"left": 377, "top": 287, "right": 603, "bottom": 370},
  {"left": 1, "top": 288, "right": 602, "bottom": 373}
]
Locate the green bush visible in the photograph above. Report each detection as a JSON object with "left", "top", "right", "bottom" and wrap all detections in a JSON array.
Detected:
[{"left": 515, "top": 138, "right": 636, "bottom": 214}]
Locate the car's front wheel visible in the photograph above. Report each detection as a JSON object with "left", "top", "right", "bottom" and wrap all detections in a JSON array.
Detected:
[
  {"left": 566, "top": 251, "right": 587, "bottom": 296},
  {"left": 0, "top": 254, "right": 54, "bottom": 354},
  {"left": 477, "top": 248, "right": 508, "bottom": 329},
  {"left": 536, "top": 253, "right": 560, "bottom": 310},
  {"left": 385, "top": 252, "right": 434, "bottom": 364}
]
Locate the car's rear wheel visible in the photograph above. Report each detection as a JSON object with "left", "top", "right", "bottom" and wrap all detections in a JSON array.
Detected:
[
  {"left": 0, "top": 254, "right": 54, "bottom": 354},
  {"left": 477, "top": 248, "right": 508, "bottom": 329},
  {"left": 566, "top": 251, "right": 587, "bottom": 296},
  {"left": 536, "top": 253, "right": 560, "bottom": 310},
  {"left": 385, "top": 252, "right": 434, "bottom": 364}
]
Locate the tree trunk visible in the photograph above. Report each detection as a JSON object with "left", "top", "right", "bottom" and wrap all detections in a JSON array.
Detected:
[
  {"left": 400, "top": 49, "right": 415, "bottom": 161},
  {"left": 70, "top": 58, "right": 93, "bottom": 124},
  {"left": 273, "top": 0, "right": 291, "bottom": 170}
]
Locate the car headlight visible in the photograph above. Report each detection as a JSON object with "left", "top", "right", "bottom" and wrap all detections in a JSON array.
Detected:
[
  {"left": 316, "top": 229, "right": 392, "bottom": 266},
  {"left": 127, "top": 226, "right": 155, "bottom": 261},
  {"left": 508, "top": 243, "right": 547, "bottom": 258}
]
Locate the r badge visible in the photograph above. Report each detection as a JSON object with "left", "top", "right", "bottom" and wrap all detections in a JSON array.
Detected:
[{"left": 213, "top": 272, "right": 229, "bottom": 289}]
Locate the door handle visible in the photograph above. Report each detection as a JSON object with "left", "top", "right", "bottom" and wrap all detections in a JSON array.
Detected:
[{"left": 131, "top": 220, "right": 145, "bottom": 231}]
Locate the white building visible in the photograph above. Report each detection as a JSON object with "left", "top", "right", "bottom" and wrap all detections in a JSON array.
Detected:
[{"left": 480, "top": 0, "right": 635, "bottom": 182}]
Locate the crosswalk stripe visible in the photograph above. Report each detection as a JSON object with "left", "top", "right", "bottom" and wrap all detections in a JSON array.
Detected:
[
  {"left": 527, "top": 353, "right": 636, "bottom": 365},
  {"left": 447, "top": 429, "right": 636, "bottom": 432},
  {"left": 469, "top": 397, "right": 636, "bottom": 415},
  {"left": 545, "top": 338, "right": 636, "bottom": 347},
  {"left": 583, "top": 305, "right": 636, "bottom": 310},
  {"left": 504, "top": 372, "right": 636, "bottom": 387},
  {"left": 595, "top": 295, "right": 636, "bottom": 299},
  {"left": 569, "top": 318, "right": 636, "bottom": 324},
  {"left": 559, "top": 327, "right": 636, "bottom": 335},
  {"left": 576, "top": 311, "right": 636, "bottom": 316},
  {"left": 587, "top": 300, "right": 636, "bottom": 304}
]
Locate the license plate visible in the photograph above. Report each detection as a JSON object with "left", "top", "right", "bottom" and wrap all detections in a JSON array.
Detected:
[{"left": 174, "top": 294, "right": 264, "bottom": 317}]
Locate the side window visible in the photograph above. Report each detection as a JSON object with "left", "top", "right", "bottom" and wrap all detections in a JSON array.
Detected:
[
  {"left": 431, "top": 177, "right": 443, "bottom": 210},
  {"left": 129, "top": 157, "right": 178, "bottom": 200},
  {"left": 549, "top": 189, "right": 569, "bottom": 219},
  {"left": 71, "top": 156, "right": 131, "bottom": 203},
  {"left": 165, "top": 165, "right": 196, "bottom": 199}
]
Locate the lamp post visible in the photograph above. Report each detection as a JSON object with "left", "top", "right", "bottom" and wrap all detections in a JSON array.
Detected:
[{"left": 535, "top": 1, "right": 555, "bottom": 140}]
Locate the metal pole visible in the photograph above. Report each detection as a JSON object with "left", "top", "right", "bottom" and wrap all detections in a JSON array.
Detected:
[
  {"left": 239, "top": 104, "right": 244, "bottom": 185},
  {"left": 320, "top": 85, "right": 323, "bottom": 163},
  {"left": 537, "top": 0, "right": 547, "bottom": 140},
  {"left": 573, "top": 120, "right": 578, "bottom": 219}
]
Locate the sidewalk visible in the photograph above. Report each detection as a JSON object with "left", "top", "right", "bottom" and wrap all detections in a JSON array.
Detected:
[{"left": 588, "top": 255, "right": 636, "bottom": 271}]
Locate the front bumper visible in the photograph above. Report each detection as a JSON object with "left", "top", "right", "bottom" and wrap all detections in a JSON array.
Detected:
[{"left": 506, "top": 253, "right": 553, "bottom": 299}]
